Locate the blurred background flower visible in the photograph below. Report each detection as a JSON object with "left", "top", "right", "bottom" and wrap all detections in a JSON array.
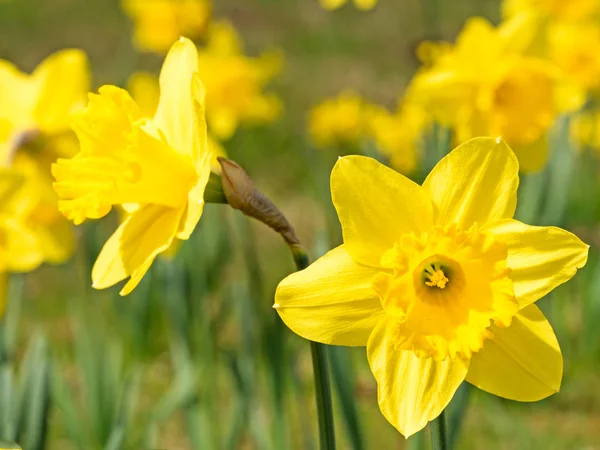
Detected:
[
  {"left": 0, "top": 49, "right": 89, "bottom": 312},
  {"left": 122, "top": 0, "right": 212, "bottom": 54}
]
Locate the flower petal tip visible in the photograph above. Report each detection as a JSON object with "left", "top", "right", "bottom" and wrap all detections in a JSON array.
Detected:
[{"left": 272, "top": 303, "right": 280, "bottom": 309}]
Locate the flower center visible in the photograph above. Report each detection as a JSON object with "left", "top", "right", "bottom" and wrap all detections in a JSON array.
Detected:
[
  {"left": 424, "top": 264, "right": 448, "bottom": 288},
  {"left": 373, "top": 224, "right": 518, "bottom": 361}
]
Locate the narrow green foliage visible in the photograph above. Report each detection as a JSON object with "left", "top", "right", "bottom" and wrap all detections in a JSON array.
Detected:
[{"left": 329, "top": 346, "right": 363, "bottom": 450}]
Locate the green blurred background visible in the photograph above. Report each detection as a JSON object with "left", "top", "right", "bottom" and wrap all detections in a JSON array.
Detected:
[{"left": 1, "top": 0, "right": 600, "bottom": 449}]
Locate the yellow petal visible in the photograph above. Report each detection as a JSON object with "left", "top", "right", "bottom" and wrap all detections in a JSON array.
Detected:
[
  {"left": 208, "top": 108, "right": 238, "bottom": 140},
  {"left": 331, "top": 156, "right": 433, "bottom": 267},
  {"left": 176, "top": 73, "right": 211, "bottom": 240},
  {"left": 4, "top": 221, "right": 43, "bottom": 272},
  {"left": 0, "top": 60, "right": 33, "bottom": 128},
  {"left": 274, "top": 245, "right": 383, "bottom": 346},
  {"left": 91, "top": 219, "right": 129, "bottom": 290},
  {"left": 127, "top": 71, "right": 160, "bottom": 117},
  {"left": 36, "top": 217, "right": 75, "bottom": 264},
  {"left": 92, "top": 204, "right": 183, "bottom": 295},
  {"left": 153, "top": 37, "right": 201, "bottom": 160},
  {"left": 423, "top": 137, "right": 519, "bottom": 227},
  {"left": 33, "top": 49, "right": 90, "bottom": 133},
  {"left": 0, "top": 169, "right": 25, "bottom": 212},
  {"left": 367, "top": 318, "right": 469, "bottom": 437},
  {"left": 484, "top": 219, "right": 588, "bottom": 309},
  {"left": 466, "top": 304, "right": 562, "bottom": 401}
]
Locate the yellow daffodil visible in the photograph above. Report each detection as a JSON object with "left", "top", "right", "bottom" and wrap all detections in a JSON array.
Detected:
[
  {"left": 366, "top": 102, "right": 428, "bottom": 174},
  {"left": 122, "top": 0, "right": 211, "bottom": 53},
  {"left": 0, "top": 49, "right": 89, "bottom": 273},
  {"left": 274, "top": 137, "right": 588, "bottom": 437},
  {"left": 52, "top": 38, "right": 212, "bottom": 295},
  {"left": 319, "top": 0, "right": 377, "bottom": 11},
  {"left": 408, "top": 17, "right": 583, "bottom": 172},
  {"left": 197, "top": 20, "right": 283, "bottom": 140},
  {"left": 309, "top": 91, "right": 369, "bottom": 149}
]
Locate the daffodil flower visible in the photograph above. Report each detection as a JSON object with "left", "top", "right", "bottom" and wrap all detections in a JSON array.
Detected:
[
  {"left": 198, "top": 20, "right": 283, "bottom": 140},
  {"left": 309, "top": 91, "right": 369, "bottom": 149},
  {"left": 274, "top": 137, "right": 588, "bottom": 437},
  {"left": 408, "top": 17, "right": 584, "bottom": 172},
  {"left": 53, "top": 38, "right": 212, "bottom": 295},
  {"left": 0, "top": 49, "right": 89, "bottom": 272}
]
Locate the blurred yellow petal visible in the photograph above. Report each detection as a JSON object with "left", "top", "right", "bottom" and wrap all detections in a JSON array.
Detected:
[
  {"left": 208, "top": 108, "right": 238, "bottom": 141},
  {"left": 423, "top": 137, "right": 519, "bottom": 227},
  {"left": 206, "top": 20, "right": 243, "bottom": 55},
  {"left": 33, "top": 49, "right": 90, "bottom": 134},
  {"left": 497, "top": 12, "right": 539, "bottom": 54},
  {"left": 367, "top": 318, "right": 469, "bottom": 437},
  {"left": 127, "top": 71, "right": 160, "bottom": 117},
  {"left": 466, "top": 304, "right": 562, "bottom": 401},
  {"left": 35, "top": 217, "right": 75, "bottom": 264},
  {"left": 484, "top": 219, "right": 589, "bottom": 309},
  {"left": 0, "top": 60, "right": 39, "bottom": 128},
  {"left": 153, "top": 37, "right": 201, "bottom": 160},
  {"left": 331, "top": 155, "right": 433, "bottom": 267},
  {"left": 4, "top": 221, "right": 43, "bottom": 272},
  {"left": 92, "top": 204, "right": 184, "bottom": 294},
  {"left": 274, "top": 245, "right": 383, "bottom": 346},
  {"left": 0, "top": 168, "right": 25, "bottom": 211}
]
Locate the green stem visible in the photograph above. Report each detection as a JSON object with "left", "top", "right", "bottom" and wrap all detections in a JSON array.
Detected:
[
  {"left": 430, "top": 410, "right": 447, "bottom": 450},
  {"left": 291, "top": 245, "right": 336, "bottom": 450}
]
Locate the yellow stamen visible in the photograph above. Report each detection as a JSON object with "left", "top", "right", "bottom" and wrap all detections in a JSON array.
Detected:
[{"left": 425, "top": 267, "right": 449, "bottom": 289}]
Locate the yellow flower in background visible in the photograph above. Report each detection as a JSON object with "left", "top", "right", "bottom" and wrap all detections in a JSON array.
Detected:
[
  {"left": 122, "top": 0, "right": 211, "bottom": 53},
  {"left": 128, "top": 71, "right": 226, "bottom": 170},
  {"left": 366, "top": 102, "right": 428, "bottom": 174},
  {"left": 309, "top": 91, "right": 368, "bottom": 149},
  {"left": 53, "top": 38, "right": 212, "bottom": 295},
  {"left": 548, "top": 23, "right": 600, "bottom": 93},
  {"left": 198, "top": 20, "right": 283, "bottom": 140},
  {"left": 0, "top": 49, "right": 89, "bottom": 273},
  {"left": 503, "top": 0, "right": 598, "bottom": 22},
  {"left": 319, "top": 0, "right": 377, "bottom": 11},
  {"left": 274, "top": 137, "right": 588, "bottom": 437},
  {"left": 408, "top": 17, "right": 583, "bottom": 172}
]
